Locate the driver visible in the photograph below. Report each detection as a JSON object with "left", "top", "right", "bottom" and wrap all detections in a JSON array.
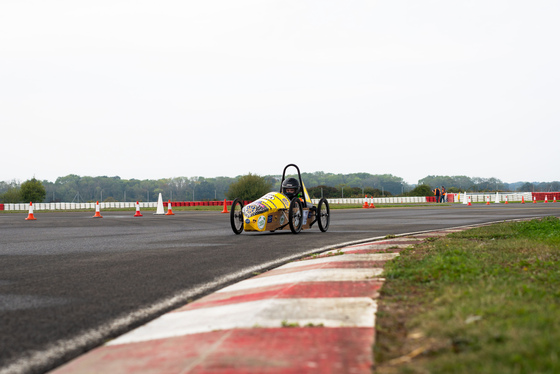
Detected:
[{"left": 281, "top": 177, "right": 300, "bottom": 200}]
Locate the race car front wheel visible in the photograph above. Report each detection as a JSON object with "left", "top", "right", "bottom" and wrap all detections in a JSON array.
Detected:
[
  {"left": 230, "top": 198, "right": 244, "bottom": 235},
  {"left": 317, "top": 198, "right": 330, "bottom": 232},
  {"left": 289, "top": 198, "right": 303, "bottom": 234}
]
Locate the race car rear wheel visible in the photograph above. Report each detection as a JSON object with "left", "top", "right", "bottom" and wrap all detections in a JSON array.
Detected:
[
  {"left": 289, "top": 198, "right": 303, "bottom": 234},
  {"left": 317, "top": 198, "right": 330, "bottom": 232},
  {"left": 230, "top": 198, "right": 244, "bottom": 235}
]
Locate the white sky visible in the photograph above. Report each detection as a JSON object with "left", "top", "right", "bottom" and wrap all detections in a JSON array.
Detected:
[{"left": 1, "top": 1, "right": 559, "bottom": 185}]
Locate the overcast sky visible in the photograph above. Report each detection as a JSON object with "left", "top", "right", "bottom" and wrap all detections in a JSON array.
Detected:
[{"left": 1, "top": 1, "right": 559, "bottom": 185}]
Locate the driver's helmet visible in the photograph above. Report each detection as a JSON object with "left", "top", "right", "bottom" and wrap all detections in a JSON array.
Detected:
[{"left": 281, "top": 177, "right": 300, "bottom": 200}]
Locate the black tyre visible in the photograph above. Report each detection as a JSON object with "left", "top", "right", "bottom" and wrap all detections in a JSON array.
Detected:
[
  {"left": 289, "top": 198, "right": 303, "bottom": 234},
  {"left": 230, "top": 198, "right": 244, "bottom": 235},
  {"left": 317, "top": 198, "right": 330, "bottom": 232}
]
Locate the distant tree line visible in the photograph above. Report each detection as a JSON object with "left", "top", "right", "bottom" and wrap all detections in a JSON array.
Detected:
[
  {"left": 418, "top": 175, "right": 560, "bottom": 193},
  {"left": 0, "top": 172, "right": 408, "bottom": 203},
  {"left": 0, "top": 175, "right": 238, "bottom": 204},
  {"left": 306, "top": 186, "right": 391, "bottom": 199},
  {"left": 1, "top": 173, "right": 559, "bottom": 204},
  {"left": 298, "top": 172, "right": 406, "bottom": 195},
  {"left": 0, "top": 178, "right": 46, "bottom": 204}
]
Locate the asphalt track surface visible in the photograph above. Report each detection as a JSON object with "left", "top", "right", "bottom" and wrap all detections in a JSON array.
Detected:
[{"left": 1, "top": 204, "right": 559, "bottom": 374}]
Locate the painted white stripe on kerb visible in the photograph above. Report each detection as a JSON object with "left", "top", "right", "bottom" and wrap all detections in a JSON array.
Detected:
[
  {"left": 321, "top": 246, "right": 408, "bottom": 256},
  {"left": 217, "top": 268, "right": 384, "bottom": 294},
  {"left": 107, "top": 297, "right": 377, "bottom": 346},
  {"left": 338, "top": 243, "right": 412, "bottom": 251},
  {"left": 281, "top": 253, "right": 399, "bottom": 268}
]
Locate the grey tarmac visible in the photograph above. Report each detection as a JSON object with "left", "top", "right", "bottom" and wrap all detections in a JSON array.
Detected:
[{"left": 1, "top": 204, "right": 559, "bottom": 373}]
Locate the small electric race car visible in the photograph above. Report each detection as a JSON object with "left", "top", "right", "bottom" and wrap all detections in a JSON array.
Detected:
[{"left": 230, "top": 164, "right": 330, "bottom": 234}]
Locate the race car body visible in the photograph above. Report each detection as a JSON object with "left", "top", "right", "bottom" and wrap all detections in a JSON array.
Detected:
[
  {"left": 230, "top": 164, "right": 330, "bottom": 234},
  {"left": 241, "top": 192, "right": 290, "bottom": 232}
]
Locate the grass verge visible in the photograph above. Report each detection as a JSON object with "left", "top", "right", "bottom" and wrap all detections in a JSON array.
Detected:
[{"left": 374, "top": 216, "right": 560, "bottom": 374}]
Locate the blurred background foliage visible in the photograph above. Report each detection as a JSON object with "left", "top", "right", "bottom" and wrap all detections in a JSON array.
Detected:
[{"left": 1, "top": 173, "right": 558, "bottom": 203}]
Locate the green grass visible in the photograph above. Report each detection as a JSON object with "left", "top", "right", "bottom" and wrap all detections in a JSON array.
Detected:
[{"left": 374, "top": 216, "right": 560, "bottom": 374}]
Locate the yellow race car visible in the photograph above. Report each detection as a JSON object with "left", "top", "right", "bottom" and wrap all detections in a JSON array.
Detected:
[{"left": 230, "top": 164, "right": 330, "bottom": 234}]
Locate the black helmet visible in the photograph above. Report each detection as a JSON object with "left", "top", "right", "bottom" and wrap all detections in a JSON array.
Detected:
[{"left": 282, "top": 177, "right": 300, "bottom": 200}]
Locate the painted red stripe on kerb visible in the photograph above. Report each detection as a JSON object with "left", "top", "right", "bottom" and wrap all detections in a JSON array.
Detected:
[
  {"left": 175, "top": 281, "right": 383, "bottom": 312},
  {"left": 53, "top": 327, "right": 375, "bottom": 374}
]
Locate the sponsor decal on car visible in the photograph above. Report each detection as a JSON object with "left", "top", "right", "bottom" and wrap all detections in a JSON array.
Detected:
[
  {"left": 242, "top": 202, "right": 269, "bottom": 218},
  {"left": 267, "top": 215, "right": 273, "bottom": 223},
  {"left": 258, "top": 215, "right": 266, "bottom": 230}
]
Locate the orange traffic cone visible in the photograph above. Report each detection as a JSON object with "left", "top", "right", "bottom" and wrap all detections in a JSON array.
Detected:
[
  {"left": 533, "top": 196, "right": 537, "bottom": 204},
  {"left": 369, "top": 196, "right": 375, "bottom": 208},
  {"left": 486, "top": 196, "right": 490, "bottom": 205},
  {"left": 544, "top": 195, "right": 548, "bottom": 203},
  {"left": 521, "top": 196, "right": 525, "bottom": 204},
  {"left": 554, "top": 196, "right": 557, "bottom": 203},
  {"left": 362, "top": 195, "right": 369, "bottom": 209},
  {"left": 25, "top": 202, "right": 37, "bottom": 220},
  {"left": 221, "top": 199, "right": 229, "bottom": 213},
  {"left": 134, "top": 201, "right": 143, "bottom": 217},
  {"left": 165, "top": 200, "right": 175, "bottom": 215},
  {"left": 93, "top": 201, "right": 103, "bottom": 218},
  {"left": 467, "top": 196, "right": 472, "bottom": 206},
  {"left": 505, "top": 195, "right": 509, "bottom": 204}
]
